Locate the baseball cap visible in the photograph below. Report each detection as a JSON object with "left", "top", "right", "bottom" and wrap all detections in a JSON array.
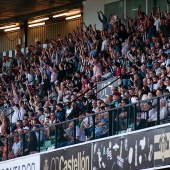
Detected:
[{"left": 23, "top": 126, "right": 30, "bottom": 130}]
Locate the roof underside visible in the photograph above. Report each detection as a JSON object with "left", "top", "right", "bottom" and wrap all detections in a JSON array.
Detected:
[{"left": 0, "top": 0, "right": 83, "bottom": 25}]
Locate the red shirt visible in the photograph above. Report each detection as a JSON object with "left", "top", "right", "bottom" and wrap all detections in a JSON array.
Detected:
[{"left": 115, "top": 68, "right": 121, "bottom": 76}]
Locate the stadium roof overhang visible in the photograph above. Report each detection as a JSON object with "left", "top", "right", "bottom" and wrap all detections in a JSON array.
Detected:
[{"left": 0, "top": 0, "right": 83, "bottom": 25}]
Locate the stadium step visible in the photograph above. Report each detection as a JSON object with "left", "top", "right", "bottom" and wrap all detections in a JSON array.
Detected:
[
  {"left": 118, "top": 130, "right": 126, "bottom": 134},
  {"left": 44, "top": 140, "right": 55, "bottom": 147},
  {"left": 40, "top": 146, "right": 47, "bottom": 152},
  {"left": 45, "top": 140, "right": 53, "bottom": 147}
]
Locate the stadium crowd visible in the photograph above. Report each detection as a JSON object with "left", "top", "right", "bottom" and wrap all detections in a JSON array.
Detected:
[{"left": 0, "top": 3, "right": 170, "bottom": 161}]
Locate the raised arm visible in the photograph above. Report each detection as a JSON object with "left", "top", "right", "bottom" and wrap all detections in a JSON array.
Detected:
[
  {"left": 151, "top": 6, "right": 155, "bottom": 19},
  {"left": 11, "top": 82, "right": 18, "bottom": 98},
  {"left": 100, "top": 11, "right": 107, "bottom": 21},
  {"left": 158, "top": 6, "right": 161, "bottom": 19},
  {"left": 137, "top": 5, "right": 144, "bottom": 19},
  {"left": 25, "top": 81, "right": 32, "bottom": 97},
  {"left": 97, "top": 12, "right": 103, "bottom": 23}
]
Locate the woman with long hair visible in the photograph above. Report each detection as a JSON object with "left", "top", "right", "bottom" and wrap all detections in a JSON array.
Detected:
[{"left": 24, "top": 131, "right": 38, "bottom": 155}]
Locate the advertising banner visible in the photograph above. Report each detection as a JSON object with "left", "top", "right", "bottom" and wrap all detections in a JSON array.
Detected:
[
  {"left": 97, "top": 77, "right": 119, "bottom": 100},
  {"left": 154, "top": 127, "right": 170, "bottom": 167},
  {"left": 92, "top": 125, "right": 170, "bottom": 170},
  {"left": 41, "top": 143, "right": 91, "bottom": 170},
  {"left": 0, "top": 154, "right": 40, "bottom": 170},
  {"left": 92, "top": 131, "right": 155, "bottom": 170}
]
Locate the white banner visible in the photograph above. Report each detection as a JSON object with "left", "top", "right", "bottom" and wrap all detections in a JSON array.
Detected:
[{"left": 0, "top": 154, "right": 40, "bottom": 170}]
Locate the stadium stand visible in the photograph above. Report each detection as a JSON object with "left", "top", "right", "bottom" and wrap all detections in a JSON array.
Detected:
[{"left": 0, "top": 2, "right": 170, "bottom": 169}]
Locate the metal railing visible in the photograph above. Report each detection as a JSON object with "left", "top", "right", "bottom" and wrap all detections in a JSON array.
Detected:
[{"left": 0, "top": 93, "right": 170, "bottom": 161}]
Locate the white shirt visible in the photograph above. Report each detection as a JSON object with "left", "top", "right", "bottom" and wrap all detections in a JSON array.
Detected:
[
  {"left": 26, "top": 72, "right": 34, "bottom": 85},
  {"left": 160, "top": 106, "right": 168, "bottom": 120},
  {"left": 121, "top": 43, "right": 131, "bottom": 56},
  {"left": 140, "top": 53, "right": 146, "bottom": 63},
  {"left": 166, "top": 86, "right": 170, "bottom": 92},
  {"left": 153, "top": 83, "right": 159, "bottom": 90},
  {"left": 57, "top": 90, "right": 63, "bottom": 103},
  {"left": 154, "top": 18, "right": 160, "bottom": 31},
  {"left": 38, "top": 114, "right": 46, "bottom": 123},
  {"left": 102, "top": 72, "right": 113, "bottom": 80},
  {"left": 101, "top": 39, "right": 108, "bottom": 51},
  {"left": 149, "top": 107, "right": 157, "bottom": 121},
  {"left": 49, "top": 91, "right": 58, "bottom": 101},
  {"left": 82, "top": 117, "right": 89, "bottom": 125},
  {"left": 155, "top": 67, "right": 161, "bottom": 76},
  {"left": 76, "top": 126, "right": 86, "bottom": 141},
  {"left": 141, "top": 94, "right": 148, "bottom": 101},
  {"left": 12, "top": 142, "right": 20, "bottom": 155},
  {"left": 20, "top": 106, "right": 26, "bottom": 120},
  {"left": 12, "top": 106, "right": 26, "bottom": 123},
  {"left": 92, "top": 107, "right": 97, "bottom": 113},
  {"left": 65, "top": 107, "right": 73, "bottom": 117},
  {"left": 12, "top": 106, "right": 20, "bottom": 124}
]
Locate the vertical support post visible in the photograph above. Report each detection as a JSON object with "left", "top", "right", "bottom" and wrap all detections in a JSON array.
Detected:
[
  {"left": 126, "top": 109, "right": 129, "bottom": 130},
  {"left": 113, "top": 110, "right": 116, "bottom": 135},
  {"left": 73, "top": 120, "right": 76, "bottom": 144},
  {"left": 133, "top": 104, "right": 137, "bottom": 130},
  {"left": 124, "top": 0, "right": 126, "bottom": 19},
  {"left": 146, "top": 0, "right": 148, "bottom": 15},
  {"left": 92, "top": 115, "right": 95, "bottom": 140},
  {"left": 55, "top": 125, "right": 58, "bottom": 149},
  {"left": 108, "top": 110, "right": 113, "bottom": 136},
  {"left": 23, "top": 133, "right": 25, "bottom": 156},
  {"left": 11, "top": 112, "right": 12, "bottom": 124},
  {"left": 38, "top": 129, "right": 40, "bottom": 152},
  {"left": 116, "top": 110, "right": 119, "bottom": 134},
  {"left": 146, "top": 111, "right": 149, "bottom": 128},
  {"left": 157, "top": 97, "right": 160, "bottom": 125}
]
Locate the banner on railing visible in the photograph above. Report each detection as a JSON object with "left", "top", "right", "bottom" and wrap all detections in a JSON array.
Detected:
[
  {"left": 92, "top": 126, "right": 170, "bottom": 169},
  {"left": 41, "top": 143, "right": 91, "bottom": 170},
  {"left": 97, "top": 77, "right": 119, "bottom": 100},
  {"left": 40, "top": 124, "right": 170, "bottom": 170},
  {"left": 92, "top": 131, "right": 154, "bottom": 169},
  {"left": 0, "top": 154, "right": 40, "bottom": 170}
]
